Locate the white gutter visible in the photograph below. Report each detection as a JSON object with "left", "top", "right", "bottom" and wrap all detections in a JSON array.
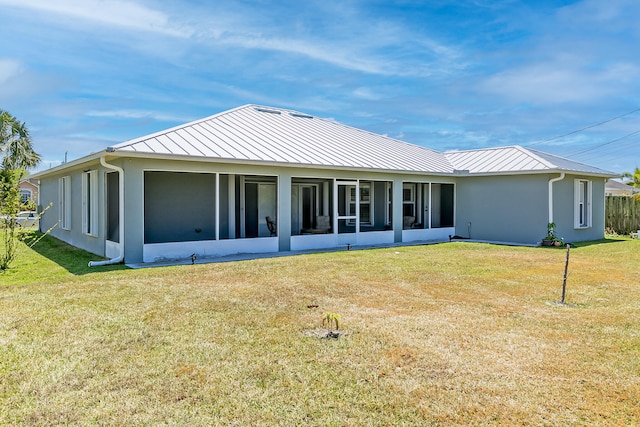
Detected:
[
  {"left": 89, "top": 157, "right": 124, "bottom": 267},
  {"left": 548, "top": 173, "right": 565, "bottom": 223}
]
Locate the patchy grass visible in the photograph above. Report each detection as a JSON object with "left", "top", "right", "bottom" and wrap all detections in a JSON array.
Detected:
[{"left": 0, "top": 235, "right": 639, "bottom": 425}]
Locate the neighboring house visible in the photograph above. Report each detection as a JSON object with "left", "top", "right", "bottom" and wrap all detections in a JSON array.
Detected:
[
  {"left": 18, "top": 178, "right": 39, "bottom": 208},
  {"left": 605, "top": 179, "right": 639, "bottom": 196},
  {"left": 31, "top": 104, "right": 616, "bottom": 265}
]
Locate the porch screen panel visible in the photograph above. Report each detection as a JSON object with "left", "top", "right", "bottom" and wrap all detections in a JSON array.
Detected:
[
  {"left": 440, "top": 184, "right": 454, "bottom": 227},
  {"left": 337, "top": 183, "right": 357, "bottom": 234},
  {"left": 144, "top": 171, "right": 216, "bottom": 243},
  {"left": 106, "top": 172, "right": 119, "bottom": 242},
  {"left": 431, "top": 183, "right": 454, "bottom": 228}
]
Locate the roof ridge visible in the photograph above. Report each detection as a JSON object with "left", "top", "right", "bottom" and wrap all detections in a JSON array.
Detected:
[
  {"left": 513, "top": 145, "right": 556, "bottom": 169},
  {"left": 525, "top": 146, "right": 614, "bottom": 172},
  {"left": 445, "top": 145, "right": 522, "bottom": 154}
]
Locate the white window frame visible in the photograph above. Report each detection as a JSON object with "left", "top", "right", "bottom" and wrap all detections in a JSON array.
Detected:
[
  {"left": 20, "top": 189, "right": 32, "bottom": 204},
  {"left": 574, "top": 179, "right": 592, "bottom": 229},
  {"left": 59, "top": 176, "right": 71, "bottom": 230},
  {"left": 347, "top": 181, "right": 372, "bottom": 226},
  {"left": 402, "top": 183, "right": 415, "bottom": 218},
  {"left": 82, "top": 170, "right": 99, "bottom": 236}
]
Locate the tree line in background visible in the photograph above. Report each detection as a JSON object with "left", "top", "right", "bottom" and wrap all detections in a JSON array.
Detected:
[{"left": 0, "top": 110, "right": 41, "bottom": 270}]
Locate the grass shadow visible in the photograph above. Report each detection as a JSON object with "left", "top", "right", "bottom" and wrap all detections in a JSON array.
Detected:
[
  {"left": 570, "top": 238, "right": 629, "bottom": 248},
  {"left": 23, "top": 231, "right": 128, "bottom": 275}
]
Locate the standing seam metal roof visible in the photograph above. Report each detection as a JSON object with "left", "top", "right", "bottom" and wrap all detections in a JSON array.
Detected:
[
  {"left": 110, "top": 104, "right": 454, "bottom": 173},
  {"left": 444, "top": 146, "right": 613, "bottom": 175},
  {"left": 108, "top": 104, "right": 615, "bottom": 177}
]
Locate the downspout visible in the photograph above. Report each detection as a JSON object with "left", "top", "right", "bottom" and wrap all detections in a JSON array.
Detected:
[
  {"left": 89, "top": 156, "right": 124, "bottom": 266},
  {"left": 548, "top": 173, "right": 566, "bottom": 223}
]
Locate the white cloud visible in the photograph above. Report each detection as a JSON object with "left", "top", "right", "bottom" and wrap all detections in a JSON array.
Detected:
[
  {"left": 86, "top": 109, "right": 193, "bottom": 123},
  {"left": 0, "top": 58, "right": 22, "bottom": 84},
  {"left": 0, "top": 0, "right": 193, "bottom": 37},
  {"left": 217, "top": 33, "right": 398, "bottom": 76},
  {"left": 216, "top": 31, "right": 464, "bottom": 78},
  {"left": 479, "top": 59, "right": 639, "bottom": 105},
  {"left": 352, "top": 87, "right": 383, "bottom": 101}
]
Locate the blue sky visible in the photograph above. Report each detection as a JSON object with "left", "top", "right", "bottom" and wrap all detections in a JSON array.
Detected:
[{"left": 1, "top": 0, "right": 639, "bottom": 174}]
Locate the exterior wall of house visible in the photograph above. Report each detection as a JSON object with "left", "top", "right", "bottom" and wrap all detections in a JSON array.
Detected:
[
  {"left": 455, "top": 173, "right": 606, "bottom": 245},
  {"left": 37, "top": 160, "right": 107, "bottom": 257},
  {"left": 551, "top": 175, "right": 606, "bottom": 243},
  {"left": 35, "top": 154, "right": 607, "bottom": 264},
  {"left": 455, "top": 174, "right": 550, "bottom": 244}
]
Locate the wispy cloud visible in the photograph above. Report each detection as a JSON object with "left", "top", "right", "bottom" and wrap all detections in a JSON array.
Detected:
[
  {"left": 86, "top": 109, "right": 194, "bottom": 123},
  {"left": 352, "top": 87, "right": 384, "bottom": 101},
  {"left": 2, "top": 0, "right": 639, "bottom": 173},
  {"left": 0, "top": 58, "right": 22, "bottom": 84},
  {"left": 0, "top": 0, "right": 193, "bottom": 37},
  {"left": 214, "top": 32, "right": 453, "bottom": 77},
  {"left": 480, "top": 64, "right": 619, "bottom": 104}
]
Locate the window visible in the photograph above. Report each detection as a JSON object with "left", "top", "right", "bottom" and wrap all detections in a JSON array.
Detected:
[
  {"left": 59, "top": 176, "right": 71, "bottom": 230},
  {"left": 82, "top": 170, "right": 98, "bottom": 236},
  {"left": 574, "top": 179, "right": 592, "bottom": 228},
  {"left": 402, "top": 183, "right": 415, "bottom": 217},
  {"left": 20, "top": 189, "right": 32, "bottom": 204},
  {"left": 347, "top": 182, "right": 372, "bottom": 225}
]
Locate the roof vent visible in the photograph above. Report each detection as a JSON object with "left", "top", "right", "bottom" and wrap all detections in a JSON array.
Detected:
[
  {"left": 254, "top": 107, "right": 281, "bottom": 115},
  {"left": 454, "top": 169, "right": 470, "bottom": 174},
  {"left": 289, "top": 112, "right": 313, "bottom": 119}
]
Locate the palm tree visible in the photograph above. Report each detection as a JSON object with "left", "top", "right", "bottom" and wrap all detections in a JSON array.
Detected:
[
  {"left": 0, "top": 110, "right": 41, "bottom": 269},
  {"left": 622, "top": 167, "right": 640, "bottom": 188},
  {"left": 0, "top": 110, "right": 41, "bottom": 171}
]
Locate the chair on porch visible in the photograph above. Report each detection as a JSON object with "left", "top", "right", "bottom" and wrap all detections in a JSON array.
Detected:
[
  {"left": 301, "top": 215, "right": 332, "bottom": 234},
  {"left": 314, "top": 215, "right": 331, "bottom": 233},
  {"left": 266, "top": 216, "right": 277, "bottom": 236},
  {"left": 403, "top": 216, "right": 416, "bottom": 229}
]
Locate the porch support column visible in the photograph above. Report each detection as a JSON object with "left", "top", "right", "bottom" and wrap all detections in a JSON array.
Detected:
[
  {"left": 278, "top": 172, "right": 292, "bottom": 251},
  {"left": 228, "top": 175, "right": 235, "bottom": 239},
  {"left": 215, "top": 173, "right": 220, "bottom": 241},
  {"left": 393, "top": 177, "right": 403, "bottom": 243},
  {"left": 123, "top": 159, "right": 144, "bottom": 264}
]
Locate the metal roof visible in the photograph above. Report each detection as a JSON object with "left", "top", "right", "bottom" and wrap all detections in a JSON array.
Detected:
[
  {"left": 32, "top": 104, "right": 615, "bottom": 179},
  {"left": 445, "top": 146, "right": 614, "bottom": 176},
  {"left": 605, "top": 179, "right": 639, "bottom": 193},
  {"left": 109, "top": 104, "right": 454, "bottom": 173}
]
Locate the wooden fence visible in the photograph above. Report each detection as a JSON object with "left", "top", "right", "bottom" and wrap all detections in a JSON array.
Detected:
[{"left": 605, "top": 196, "right": 640, "bottom": 235}]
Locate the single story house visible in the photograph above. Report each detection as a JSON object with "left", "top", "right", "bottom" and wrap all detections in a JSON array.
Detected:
[
  {"left": 605, "top": 179, "right": 639, "bottom": 196},
  {"left": 19, "top": 178, "right": 39, "bottom": 207},
  {"left": 31, "top": 104, "right": 615, "bottom": 265}
]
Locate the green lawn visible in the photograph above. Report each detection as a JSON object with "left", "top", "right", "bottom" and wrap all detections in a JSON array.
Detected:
[{"left": 1, "top": 233, "right": 639, "bottom": 426}]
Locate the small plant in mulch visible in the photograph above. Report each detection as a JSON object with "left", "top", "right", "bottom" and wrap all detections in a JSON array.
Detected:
[
  {"left": 302, "top": 307, "right": 347, "bottom": 339},
  {"left": 322, "top": 312, "right": 342, "bottom": 338}
]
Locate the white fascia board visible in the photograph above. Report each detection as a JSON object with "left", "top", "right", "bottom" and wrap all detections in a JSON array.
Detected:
[
  {"left": 87, "top": 150, "right": 457, "bottom": 177},
  {"left": 29, "top": 151, "right": 107, "bottom": 179},
  {"left": 454, "top": 169, "right": 618, "bottom": 179}
]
